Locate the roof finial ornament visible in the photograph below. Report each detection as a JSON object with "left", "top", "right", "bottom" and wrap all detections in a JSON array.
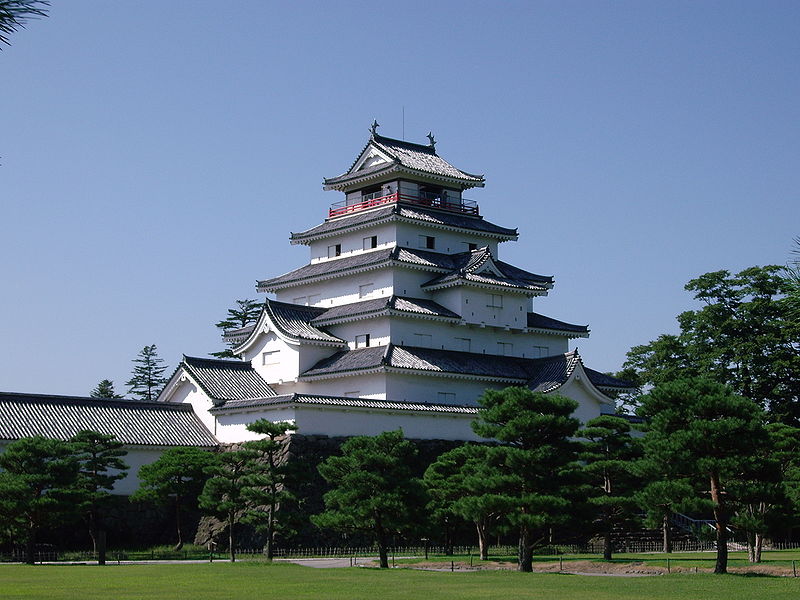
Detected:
[
  {"left": 370, "top": 119, "right": 380, "bottom": 137},
  {"left": 427, "top": 131, "right": 436, "bottom": 150}
]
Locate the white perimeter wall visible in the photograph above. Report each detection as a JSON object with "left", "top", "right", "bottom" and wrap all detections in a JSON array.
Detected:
[{"left": 294, "top": 406, "right": 482, "bottom": 441}]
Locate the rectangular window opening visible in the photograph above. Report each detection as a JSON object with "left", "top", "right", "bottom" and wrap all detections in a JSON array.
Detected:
[
  {"left": 328, "top": 244, "right": 342, "bottom": 258},
  {"left": 359, "top": 283, "right": 374, "bottom": 298},
  {"left": 363, "top": 235, "right": 378, "bottom": 250},
  {"left": 418, "top": 235, "right": 435, "bottom": 250},
  {"left": 438, "top": 391, "right": 456, "bottom": 403},
  {"left": 355, "top": 334, "right": 371, "bottom": 348},
  {"left": 488, "top": 293, "right": 503, "bottom": 308},
  {"left": 497, "top": 342, "right": 513, "bottom": 356}
]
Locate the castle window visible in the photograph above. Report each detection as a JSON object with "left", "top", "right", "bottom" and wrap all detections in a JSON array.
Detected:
[
  {"left": 359, "top": 283, "right": 374, "bottom": 298},
  {"left": 438, "top": 392, "right": 456, "bottom": 403},
  {"left": 418, "top": 235, "right": 435, "bottom": 250},
  {"left": 454, "top": 337, "right": 471, "bottom": 351},
  {"left": 355, "top": 334, "right": 370, "bottom": 348},
  {"left": 344, "top": 391, "right": 361, "bottom": 398},
  {"left": 497, "top": 342, "right": 513, "bottom": 356},
  {"left": 262, "top": 350, "right": 280, "bottom": 366},
  {"left": 328, "top": 244, "right": 341, "bottom": 258},
  {"left": 465, "top": 242, "right": 478, "bottom": 251},
  {"left": 532, "top": 345, "right": 549, "bottom": 358},
  {"left": 413, "top": 333, "right": 432, "bottom": 348},
  {"left": 488, "top": 293, "right": 503, "bottom": 308},
  {"left": 363, "top": 235, "right": 378, "bottom": 250},
  {"left": 307, "top": 294, "right": 321, "bottom": 305}
]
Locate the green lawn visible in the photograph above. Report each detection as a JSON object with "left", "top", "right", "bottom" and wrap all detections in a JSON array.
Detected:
[
  {"left": 1, "top": 563, "right": 799, "bottom": 600},
  {"left": 397, "top": 549, "right": 800, "bottom": 570}
]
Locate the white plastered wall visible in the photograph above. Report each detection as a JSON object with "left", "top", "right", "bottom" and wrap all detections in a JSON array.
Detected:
[{"left": 165, "top": 377, "right": 217, "bottom": 436}]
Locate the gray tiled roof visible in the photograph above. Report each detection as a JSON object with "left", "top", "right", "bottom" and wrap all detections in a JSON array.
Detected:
[
  {"left": 527, "top": 312, "right": 589, "bottom": 335},
  {"left": 324, "top": 134, "right": 485, "bottom": 188},
  {"left": 210, "top": 393, "right": 477, "bottom": 415},
  {"left": 257, "top": 248, "right": 395, "bottom": 291},
  {"left": 301, "top": 345, "right": 635, "bottom": 392},
  {"left": 584, "top": 367, "right": 635, "bottom": 390},
  {"left": 182, "top": 356, "right": 277, "bottom": 402},
  {"left": 311, "top": 295, "right": 461, "bottom": 324},
  {"left": 257, "top": 247, "right": 460, "bottom": 291},
  {"left": 290, "top": 204, "right": 516, "bottom": 243},
  {"left": 302, "top": 344, "right": 530, "bottom": 380},
  {"left": 265, "top": 300, "right": 344, "bottom": 344},
  {"left": 0, "top": 392, "right": 217, "bottom": 446},
  {"left": 422, "top": 247, "right": 553, "bottom": 292}
]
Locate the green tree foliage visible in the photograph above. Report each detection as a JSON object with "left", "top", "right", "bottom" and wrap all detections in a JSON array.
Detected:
[
  {"left": 578, "top": 415, "right": 641, "bottom": 560},
  {"left": 69, "top": 430, "right": 129, "bottom": 555},
  {"left": 0, "top": 436, "right": 78, "bottom": 564},
  {"left": 0, "top": 0, "right": 48, "bottom": 47},
  {"left": 240, "top": 420, "right": 297, "bottom": 560},
  {"left": 211, "top": 299, "right": 263, "bottom": 358},
  {"left": 731, "top": 423, "right": 800, "bottom": 563},
  {"left": 634, "top": 424, "right": 699, "bottom": 554},
  {"left": 313, "top": 430, "right": 425, "bottom": 569},
  {"left": 423, "top": 444, "right": 508, "bottom": 560},
  {"left": 784, "top": 237, "right": 800, "bottom": 321},
  {"left": 126, "top": 344, "right": 169, "bottom": 401},
  {"left": 472, "top": 387, "right": 582, "bottom": 572},
  {"left": 625, "top": 266, "right": 800, "bottom": 424},
  {"left": 132, "top": 446, "right": 218, "bottom": 551},
  {"left": 198, "top": 449, "right": 254, "bottom": 562},
  {"left": 90, "top": 379, "right": 122, "bottom": 399},
  {"left": 637, "top": 378, "right": 767, "bottom": 574}
]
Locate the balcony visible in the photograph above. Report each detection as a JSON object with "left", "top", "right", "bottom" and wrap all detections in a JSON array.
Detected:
[{"left": 329, "top": 191, "right": 479, "bottom": 218}]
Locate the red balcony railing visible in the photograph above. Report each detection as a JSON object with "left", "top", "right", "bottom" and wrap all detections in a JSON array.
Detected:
[{"left": 328, "top": 192, "right": 479, "bottom": 218}]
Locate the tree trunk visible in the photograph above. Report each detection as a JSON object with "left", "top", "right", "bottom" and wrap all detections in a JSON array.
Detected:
[
  {"left": 518, "top": 527, "right": 533, "bottom": 572},
  {"left": 173, "top": 497, "right": 184, "bottom": 552},
  {"left": 476, "top": 520, "right": 489, "bottom": 561},
  {"left": 662, "top": 512, "right": 673, "bottom": 554},
  {"left": 747, "top": 530, "right": 756, "bottom": 563},
  {"left": 265, "top": 504, "right": 275, "bottom": 560},
  {"left": 376, "top": 525, "right": 389, "bottom": 569},
  {"left": 602, "top": 530, "right": 613, "bottom": 561},
  {"left": 97, "top": 530, "right": 106, "bottom": 566},
  {"left": 229, "top": 513, "right": 236, "bottom": 563},
  {"left": 709, "top": 472, "right": 728, "bottom": 574},
  {"left": 754, "top": 532, "right": 763, "bottom": 563},
  {"left": 25, "top": 523, "right": 36, "bottom": 565}
]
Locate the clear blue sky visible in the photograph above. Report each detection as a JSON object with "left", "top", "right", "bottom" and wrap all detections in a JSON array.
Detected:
[{"left": 2, "top": 1, "right": 798, "bottom": 397}]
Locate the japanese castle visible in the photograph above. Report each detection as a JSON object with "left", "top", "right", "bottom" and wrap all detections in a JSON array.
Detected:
[{"left": 159, "top": 125, "right": 631, "bottom": 441}]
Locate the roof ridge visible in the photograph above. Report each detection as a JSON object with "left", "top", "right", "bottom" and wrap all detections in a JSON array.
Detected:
[
  {"left": 373, "top": 133, "right": 437, "bottom": 155},
  {"left": 183, "top": 355, "right": 250, "bottom": 368}
]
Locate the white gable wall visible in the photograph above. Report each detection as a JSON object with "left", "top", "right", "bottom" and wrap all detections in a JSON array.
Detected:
[{"left": 166, "top": 377, "right": 217, "bottom": 436}]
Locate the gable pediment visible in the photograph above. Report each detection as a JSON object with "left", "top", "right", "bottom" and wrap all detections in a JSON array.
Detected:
[{"left": 351, "top": 145, "right": 394, "bottom": 174}]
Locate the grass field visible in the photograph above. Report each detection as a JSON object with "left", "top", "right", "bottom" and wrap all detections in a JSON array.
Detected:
[
  {"left": 396, "top": 549, "right": 800, "bottom": 570},
  {"left": 2, "top": 562, "right": 800, "bottom": 600}
]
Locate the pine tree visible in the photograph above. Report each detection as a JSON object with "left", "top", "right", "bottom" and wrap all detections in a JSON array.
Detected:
[
  {"left": 578, "top": 415, "right": 641, "bottom": 560},
  {"left": 0, "top": 0, "right": 49, "bottom": 47},
  {"left": 0, "top": 436, "right": 79, "bottom": 564},
  {"left": 211, "top": 299, "right": 263, "bottom": 359},
  {"left": 126, "top": 345, "right": 168, "bottom": 401},
  {"left": 90, "top": 379, "right": 121, "bottom": 399},
  {"left": 313, "top": 430, "right": 425, "bottom": 569},
  {"left": 424, "top": 444, "right": 508, "bottom": 560},
  {"left": 132, "top": 446, "right": 218, "bottom": 551},
  {"left": 471, "top": 387, "right": 582, "bottom": 572},
  {"left": 240, "top": 420, "right": 297, "bottom": 560},
  {"left": 198, "top": 448, "right": 255, "bottom": 562},
  {"left": 637, "top": 377, "right": 767, "bottom": 574},
  {"left": 70, "top": 430, "right": 129, "bottom": 558}
]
